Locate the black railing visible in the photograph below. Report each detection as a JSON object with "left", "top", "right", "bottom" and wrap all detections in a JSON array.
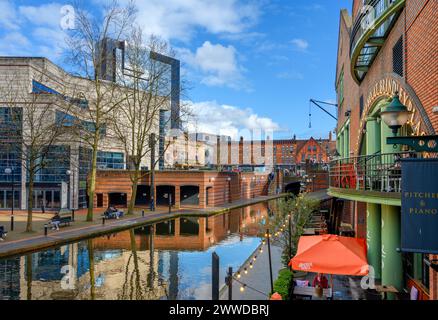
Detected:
[{"left": 329, "top": 151, "right": 427, "bottom": 193}]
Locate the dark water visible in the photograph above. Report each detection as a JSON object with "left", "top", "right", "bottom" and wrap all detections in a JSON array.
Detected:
[{"left": 0, "top": 201, "right": 277, "bottom": 300}]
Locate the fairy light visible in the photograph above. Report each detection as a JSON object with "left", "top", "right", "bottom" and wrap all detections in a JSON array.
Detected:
[
  {"left": 240, "top": 284, "right": 246, "bottom": 292},
  {"left": 253, "top": 255, "right": 257, "bottom": 261},
  {"left": 249, "top": 262, "right": 253, "bottom": 269},
  {"left": 237, "top": 272, "right": 241, "bottom": 279},
  {"left": 244, "top": 268, "right": 248, "bottom": 274}
]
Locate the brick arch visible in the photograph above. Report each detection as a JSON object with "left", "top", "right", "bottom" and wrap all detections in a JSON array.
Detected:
[{"left": 356, "top": 74, "right": 434, "bottom": 155}]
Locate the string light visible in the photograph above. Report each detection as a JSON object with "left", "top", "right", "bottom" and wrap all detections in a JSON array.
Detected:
[
  {"left": 240, "top": 284, "right": 246, "bottom": 292},
  {"left": 259, "top": 247, "right": 263, "bottom": 253},
  {"left": 237, "top": 272, "right": 241, "bottom": 279},
  {"left": 249, "top": 262, "right": 253, "bottom": 269},
  {"left": 253, "top": 255, "right": 257, "bottom": 261},
  {"left": 244, "top": 268, "right": 248, "bottom": 274}
]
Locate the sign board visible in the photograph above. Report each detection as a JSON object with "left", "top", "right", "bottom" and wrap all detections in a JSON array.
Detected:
[{"left": 401, "top": 159, "right": 438, "bottom": 254}]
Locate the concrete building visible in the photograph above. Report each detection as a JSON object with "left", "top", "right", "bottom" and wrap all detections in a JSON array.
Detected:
[
  {"left": 0, "top": 57, "right": 170, "bottom": 211},
  {"left": 330, "top": 0, "right": 438, "bottom": 299}
]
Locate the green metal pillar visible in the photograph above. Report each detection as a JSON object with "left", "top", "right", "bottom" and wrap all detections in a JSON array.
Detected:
[
  {"left": 367, "top": 203, "right": 381, "bottom": 280},
  {"left": 339, "top": 131, "right": 344, "bottom": 158},
  {"left": 381, "top": 205, "right": 403, "bottom": 297},
  {"left": 365, "top": 117, "right": 382, "bottom": 280},
  {"left": 344, "top": 125, "right": 349, "bottom": 158}
]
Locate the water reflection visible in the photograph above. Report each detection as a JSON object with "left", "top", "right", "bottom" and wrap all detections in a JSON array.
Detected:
[{"left": 0, "top": 201, "right": 278, "bottom": 300}]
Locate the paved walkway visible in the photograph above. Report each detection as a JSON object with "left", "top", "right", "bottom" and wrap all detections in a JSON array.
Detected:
[
  {"left": 219, "top": 241, "right": 284, "bottom": 300},
  {"left": 0, "top": 194, "right": 285, "bottom": 258}
]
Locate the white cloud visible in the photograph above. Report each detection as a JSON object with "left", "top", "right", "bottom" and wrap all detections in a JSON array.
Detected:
[
  {"left": 186, "top": 100, "right": 280, "bottom": 139},
  {"left": 19, "top": 3, "right": 64, "bottom": 28},
  {"left": 0, "top": 0, "right": 19, "bottom": 30},
  {"left": 276, "top": 71, "right": 304, "bottom": 80},
  {"left": 110, "top": 0, "right": 260, "bottom": 42},
  {"left": 291, "top": 38, "right": 309, "bottom": 51},
  {"left": 0, "top": 32, "right": 31, "bottom": 56},
  {"left": 178, "top": 41, "right": 246, "bottom": 89}
]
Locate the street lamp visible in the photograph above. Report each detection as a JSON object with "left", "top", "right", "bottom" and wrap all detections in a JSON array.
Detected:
[
  {"left": 381, "top": 93, "right": 438, "bottom": 152},
  {"left": 380, "top": 92, "right": 412, "bottom": 135},
  {"left": 5, "top": 168, "right": 14, "bottom": 231},
  {"left": 66, "top": 169, "right": 71, "bottom": 210}
]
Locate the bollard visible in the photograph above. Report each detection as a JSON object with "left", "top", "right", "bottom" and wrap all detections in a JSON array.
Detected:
[
  {"left": 102, "top": 217, "right": 105, "bottom": 225},
  {"left": 72, "top": 209, "right": 75, "bottom": 222},
  {"left": 44, "top": 224, "right": 48, "bottom": 236},
  {"left": 10, "top": 216, "right": 14, "bottom": 232},
  {"left": 142, "top": 210, "right": 145, "bottom": 217}
]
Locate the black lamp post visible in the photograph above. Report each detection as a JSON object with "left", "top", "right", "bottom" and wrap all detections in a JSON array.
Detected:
[
  {"left": 5, "top": 167, "right": 14, "bottom": 231},
  {"left": 381, "top": 93, "right": 438, "bottom": 152}
]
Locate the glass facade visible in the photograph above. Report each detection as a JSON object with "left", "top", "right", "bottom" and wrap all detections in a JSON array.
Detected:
[{"left": 34, "top": 146, "right": 70, "bottom": 183}]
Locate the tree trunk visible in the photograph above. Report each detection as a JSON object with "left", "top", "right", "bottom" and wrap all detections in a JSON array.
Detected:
[
  {"left": 26, "top": 167, "right": 34, "bottom": 233},
  {"left": 87, "top": 140, "right": 99, "bottom": 222},
  {"left": 127, "top": 167, "right": 140, "bottom": 215}
]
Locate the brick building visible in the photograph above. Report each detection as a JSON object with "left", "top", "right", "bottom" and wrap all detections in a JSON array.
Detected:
[{"left": 330, "top": 0, "right": 438, "bottom": 299}]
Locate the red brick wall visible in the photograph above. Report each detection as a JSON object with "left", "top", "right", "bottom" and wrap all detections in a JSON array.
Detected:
[
  {"left": 93, "top": 170, "right": 272, "bottom": 209},
  {"left": 406, "top": 0, "right": 438, "bottom": 131}
]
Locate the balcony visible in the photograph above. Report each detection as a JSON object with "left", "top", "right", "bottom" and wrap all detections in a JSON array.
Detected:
[
  {"left": 350, "top": 0, "right": 406, "bottom": 84},
  {"left": 328, "top": 151, "right": 422, "bottom": 206}
]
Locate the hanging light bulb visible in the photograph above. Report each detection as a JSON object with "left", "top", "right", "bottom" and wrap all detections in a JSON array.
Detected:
[
  {"left": 249, "top": 262, "right": 253, "bottom": 269},
  {"left": 240, "top": 285, "right": 246, "bottom": 292},
  {"left": 237, "top": 272, "right": 241, "bottom": 279},
  {"left": 259, "top": 247, "right": 263, "bottom": 253},
  {"left": 244, "top": 268, "right": 248, "bottom": 274},
  {"left": 253, "top": 255, "right": 257, "bottom": 261}
]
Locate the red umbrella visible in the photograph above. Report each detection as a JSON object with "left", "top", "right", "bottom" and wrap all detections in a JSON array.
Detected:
[{"left": 289, "top": 234, "right": 368, "bottom": 276}]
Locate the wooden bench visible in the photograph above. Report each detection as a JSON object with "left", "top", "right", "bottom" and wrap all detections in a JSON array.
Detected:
[
  {"left": 49, "top": 209, "right": 73, "bottom": 228},
  {"left": 102, "top": 209, "right": 124, "bottom": 220}
]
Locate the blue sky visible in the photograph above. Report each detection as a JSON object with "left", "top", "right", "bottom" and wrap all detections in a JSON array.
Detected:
[{"left": 0, "top": 0, "right": 351, "bottom": 140}]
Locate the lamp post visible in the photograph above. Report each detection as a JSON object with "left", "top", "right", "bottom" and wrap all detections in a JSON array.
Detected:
[
  {"left": 66, "top": 169, "right": 75, "bottom": 221},
  {"left": 5, "top": 168, "right": 14, "bottom": 231},
  {"left": 380, "top": 93, "right": 438, "bottom": 152}
]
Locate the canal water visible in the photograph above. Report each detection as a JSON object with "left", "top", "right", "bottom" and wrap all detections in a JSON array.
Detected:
[{"left": 0, "top": 200, "right": 278, "bottom": 300}]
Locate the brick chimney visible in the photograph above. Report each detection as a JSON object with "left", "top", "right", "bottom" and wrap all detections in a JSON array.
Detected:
[{"left": 329, "top": 131, "right": 332, "bottom": 141}]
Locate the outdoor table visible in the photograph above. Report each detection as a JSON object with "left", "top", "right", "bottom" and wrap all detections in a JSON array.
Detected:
[
  {"left": 375, "top": 285, "right": 398, "bottom": 300},
  {"left": 293, "top": 286, "right": 333, "bottom": 299}
]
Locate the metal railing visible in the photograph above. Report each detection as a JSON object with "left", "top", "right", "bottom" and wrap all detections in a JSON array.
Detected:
[{"left": 329, "top": 151, "right": 426, "bottom": 193}]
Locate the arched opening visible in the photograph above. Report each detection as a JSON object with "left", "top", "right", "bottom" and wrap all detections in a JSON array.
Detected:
[
  {"left": 155, "top": 219, "right": 175, "bottom": 236},
  {"left": 135, "top": 185, "right": 151, "bottom": 206},
  {"left": 108, "top": 192, "right": 127, "bottom": 207},
  {"left": 156, "top": 185, "right": 175, "bottom": 206},
  {"left": 180, "top": 217, "right": 200, "bottom": 235},
  {"left": 206, "top": 187, "right": 213, "bottom": 206},
  {"left": 180, "top": 185, "right": 200, "bottom": 206}
]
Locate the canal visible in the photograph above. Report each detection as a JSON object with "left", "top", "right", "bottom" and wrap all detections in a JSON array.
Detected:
[{"left": 0, "top": 200, "right": 280, "bottom": 300}]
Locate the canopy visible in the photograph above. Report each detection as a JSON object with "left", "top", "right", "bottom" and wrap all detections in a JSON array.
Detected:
[{"left": 288, "top": 234, "right": 369, "bottom": 276}]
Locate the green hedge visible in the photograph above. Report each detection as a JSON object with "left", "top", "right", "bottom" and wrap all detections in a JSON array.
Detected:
[{"left": 272, "top": 269, "right": 293, "bottom": 300}]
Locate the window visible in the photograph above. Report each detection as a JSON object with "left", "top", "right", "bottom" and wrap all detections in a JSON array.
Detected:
[
  {"left": 97, "top": 151, "right": 125, "bottom": 169},
  {"left": 32, "top": 80, "right": 60, "bottom": 95},
  {"left": 337, "top": 69, "right": 344, "bottom": 107},
  {"left": 360, "top": 95, "right": 364, "bottom": 117},
  {"left": 393, "top": 36, "right": 404, "bottom": 77}
]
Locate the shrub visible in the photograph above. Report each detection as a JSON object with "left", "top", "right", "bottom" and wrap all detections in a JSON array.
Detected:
[{"left": 272, "top": 268, "right": 293, "bottom": 300}]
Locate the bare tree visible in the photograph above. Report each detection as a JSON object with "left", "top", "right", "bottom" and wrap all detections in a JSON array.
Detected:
[
  {"left": 110, "top": 29, "right": 190, "bottom": 215},
  {"left": 65, "top": 1, "right": 137, "bottom": 221},
  {"left": 0, "top": 67, "right": 74, "bottom": 232}
]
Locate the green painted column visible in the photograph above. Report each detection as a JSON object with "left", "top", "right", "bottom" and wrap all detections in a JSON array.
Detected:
[
  {"left": 366, "top": 117, "right": 381, "bottom": 154},
  {"left": 365, "top": 117, "right": 382, "bottom": 280},
  {"left": 344, "top": 126, "right": 349, "bottom": 158},
  {"left": 367, "top": 203, "right": 381, "bottom": 280},
  {"left": 339, "top": 131, "right": 344, "bottom": 158},
  {"left": 381, "top": 205, "right": 403, "bottom": 297}
]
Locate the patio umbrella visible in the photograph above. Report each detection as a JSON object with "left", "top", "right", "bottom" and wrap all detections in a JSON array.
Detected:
[{"left": 288, "top": 234, "right": 368, "bottom": 276}]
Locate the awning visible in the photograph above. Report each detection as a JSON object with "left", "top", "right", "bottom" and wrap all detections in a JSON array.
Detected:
[{"left": 288, "top": 234, "right": 369, "bottom": 276}]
